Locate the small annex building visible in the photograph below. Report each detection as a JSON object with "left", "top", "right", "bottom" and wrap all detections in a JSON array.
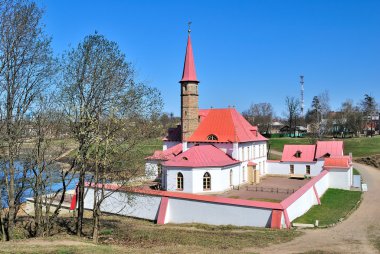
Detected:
[{"left": 267, "top": 140, "right": 353, "bottom": 190}]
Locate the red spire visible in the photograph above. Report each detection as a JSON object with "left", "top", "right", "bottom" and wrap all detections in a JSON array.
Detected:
[{"left": 180, "top": 34, "right": 198, "bottom": 83}]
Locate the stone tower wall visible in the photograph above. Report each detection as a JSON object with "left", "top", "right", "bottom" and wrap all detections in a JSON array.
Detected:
[{"left": 181, "top": 81, "right": 199, "bottom": 141}]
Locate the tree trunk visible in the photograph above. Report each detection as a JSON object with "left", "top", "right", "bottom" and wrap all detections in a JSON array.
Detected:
[{"left": 76, "top": 170, "right": 85, "bottom": 237}]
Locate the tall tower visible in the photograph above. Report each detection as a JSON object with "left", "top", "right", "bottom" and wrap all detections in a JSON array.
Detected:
[
  {"left": 180, "top": 27, "right": 199, "bottom": 141},
  {"left": 300, "top": 75, "right": 304, "bottom": 116}
]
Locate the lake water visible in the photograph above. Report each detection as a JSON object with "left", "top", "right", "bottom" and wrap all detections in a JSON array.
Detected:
[{"left": 0, "top": 162, "right": 79, "bottom": 208}]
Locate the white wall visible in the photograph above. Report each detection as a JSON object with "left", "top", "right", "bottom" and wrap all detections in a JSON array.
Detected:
[
  {"left": 286, "top": 187, "right": 318, "bottom": 222},
  {"left": 83, "top": 188, "right": 273, "bottom": 227},
  {"left": 166, "top": 198, "right": 273, "bottom": 227},
  {"left": 328, "top": 168, "right": 352, "bottom": 190},
  {"left": 164, "top": 164, "right": 241, "bottom": 193},
  {"left": 145, "top": 160, "right": 159, "bottom": 180},
  {"left": 314, "top": 172, "right": 329, "bottom": 196},
  {"left": 267, "top": 161, "right": 321, "bottom": 176},
  {"left": 163, "top": 141, "right": 180, "bottom": 150},
  {"left": 84, "top": 188, "right": 162, "bottom": 221}
]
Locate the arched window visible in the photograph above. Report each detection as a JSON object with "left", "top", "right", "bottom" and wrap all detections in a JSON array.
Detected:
[
  {"left": 177, "top": 172, "right": 183, "bottom": 190},
  {"left": 207, "top": 134, "right": 218, "bottom": 141},
  {"left": 203, "top": 172, "right": 211, "bottom": 190}
]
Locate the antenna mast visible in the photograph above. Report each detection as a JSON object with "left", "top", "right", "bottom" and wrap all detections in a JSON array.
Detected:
[{"left": 300, "top": 75, "right": 304, "bottom": 116}]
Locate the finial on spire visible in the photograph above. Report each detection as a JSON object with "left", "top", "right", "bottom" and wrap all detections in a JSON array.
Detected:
[{"left": 188, "top": 21, "right": 192, "bottom": 34}]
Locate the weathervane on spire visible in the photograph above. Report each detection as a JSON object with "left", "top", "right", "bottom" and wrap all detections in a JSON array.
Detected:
[{"left": 188, "top": 21, "right": 192, "bottom": 34}]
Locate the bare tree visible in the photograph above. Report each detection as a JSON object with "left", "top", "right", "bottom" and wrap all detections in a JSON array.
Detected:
[
  {"left": 59, "top": 33, "right": 162, "bottom": 239},
  {"left": 284, "top": 96, "right": 300, "bottom": 137},
  {"left": 23, "top": 95, "right": 76, "bottom": 237},
  {"left": 0, "top": 0, "right": 54, "bottom": 240},
  {"left": 243, "top": 102, "right": 273, "bottom": 133}
]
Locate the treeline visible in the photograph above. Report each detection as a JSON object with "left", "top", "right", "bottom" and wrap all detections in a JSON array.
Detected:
[
  {"left": 0, "top": 0, "right": 163, "bottom": 243},
  {"left": 244, "top": 91, "right": 378, "bottom": 139}
]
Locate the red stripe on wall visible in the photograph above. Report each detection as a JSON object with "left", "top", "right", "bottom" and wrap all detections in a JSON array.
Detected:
[
  {"left": 313, "top": 185, "right": 321, "bottom": 205},
  {"left": 271, "top": 210, "right": 283, "bottom": 229},
  {"left": 283, "top": 209, "right": 291, "bottom": 229},
  {"left": 157, "top": 197, "right": 169, "bottom": 224}
]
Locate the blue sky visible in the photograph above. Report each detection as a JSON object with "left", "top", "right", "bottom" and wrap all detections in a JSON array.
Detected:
[{"left": 38, "top": 0, "right": 380, "bottom": 117}]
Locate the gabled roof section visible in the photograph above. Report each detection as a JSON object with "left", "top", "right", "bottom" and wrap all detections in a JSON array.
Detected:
[
  {"left": 180, "top": 34, "right": 198, "bottom": 83},
  {"left": 146, "top": 143, "right": 182, "bottom": 161},
  {"left": 315, "top": 141, "right": 344, "bottom": 159},
  {"left": 324, "top": 156, "right": 351, "bottom": 169},
  {"left": 281, "top": 145, "right": 316, "bottom": 163},
  {"left": 187, "top": 108, "right": 268, "bottom": 143},
  {"left": 163, "top": 145, "right": 240, "bottom": 168}
]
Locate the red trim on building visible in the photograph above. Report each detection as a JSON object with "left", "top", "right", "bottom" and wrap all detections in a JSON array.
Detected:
[
  {"left": 157, "top": 197, "right": 169, "bottom": 224},
  {"left": 283, "top": 209, "right": 291, "bottom": 229},
  {"left": 69, "top": 185, "right": 78, "bottom": 210},
  {"left": 313, "top": 185, "right": 321, "bottom": 205},
  {"left": 271, "top": 210, "right": 283, "bottom": 229}
]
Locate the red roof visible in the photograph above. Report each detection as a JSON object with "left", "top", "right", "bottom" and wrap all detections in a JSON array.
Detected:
[
  {"left": 248, "top": 161, "right": 257, "bottom": 166},
  {"left": 180, "top": 34, "right": 198, "bottom": 83},
  {"left": 187, "top": 108, "right": 267, "bottom": 143},
  {"left": 146, "top": 143, "right": 182, "bottom": 161},
  {"left": 281, "top": 145, "right": 316, "bottom": 162},
  {"left": 198, "top": 109, "right": 210, "bottom": 123},
  {"left": 163, "top": 145, "right": 240, "bottom": 168},
  {"left": 323, "top": 156, "right": 351, "bottom": 169},
  {"left": 315, "top": 141, "right": 343, "bottom": 159}
]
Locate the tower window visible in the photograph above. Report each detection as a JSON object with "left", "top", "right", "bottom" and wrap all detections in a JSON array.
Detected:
[
  {"left": 203, "top": 172, "right": 211, "bottom": 190},
  {"left": 177, "top": 172, "right": 183, "bottom": 190},
  {"left": 207, "top": 134, "right": 218, "bottom": 141}
]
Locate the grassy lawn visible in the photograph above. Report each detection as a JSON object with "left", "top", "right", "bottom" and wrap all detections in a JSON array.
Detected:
[
  {"left": 293, "top": 189, "right": 361, "bottom": 226},
  {"left": 0, "top": 215, "right": 302, "bottom": 253},
  {"left": 353, "top": 168, "right": 360, "bottom": 175},
  {"left": 269, "top": 135, "right": 380, "bottom": 158},
  {"left": 268, "top": 151, "right": 282, "bottom": 160}
]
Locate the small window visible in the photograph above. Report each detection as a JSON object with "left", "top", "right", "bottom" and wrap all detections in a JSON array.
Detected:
[
  {"left": 243, "top": 166, "right": 246, "bottom": 182},
  {"left": 323, "top": 153, "right": 331, "bottom": 158},
  {"left": 157, "top": 164, "right": 162, "bottom": 177},
  {"left": 294, "top": 151, "right": 302, "bottom": 158},
  {"left": 290, "top": 165, "right": 294, "bottom": 174},
  {"left": 207, "top": 134, "right": 218, "bottom": 141},
  {"left": 177, "top": 172, "right": 183, "bottom": 190},
  {"left": 306, "top": 165, "right": 311, "bottom": 175},
  {"left": 203, "top": 172, "right": 211, "bottom": 190},
  {"left": 182, "top": 157, "right": 188, "bottom": 160}
]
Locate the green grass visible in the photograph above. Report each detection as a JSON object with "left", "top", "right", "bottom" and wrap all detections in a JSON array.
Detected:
[
  {"left": 269, "top": 136, "right": 380, "bottom": 157},
  {"left": 293, "top": 188, "right": 361, "bottom": 226},
  {"left": 353, "top": 168, "right": 360, "bottom": 175},
  {"left": 247, "top": 197, "right": 282, "bottom": 203},
  {"left": 268, "top": 152, "right": 282, "bottom": 160}
]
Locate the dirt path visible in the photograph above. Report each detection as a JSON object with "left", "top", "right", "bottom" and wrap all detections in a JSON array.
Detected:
[{"left": 254, "top": 162, "right": 380, "bottom": 253}]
